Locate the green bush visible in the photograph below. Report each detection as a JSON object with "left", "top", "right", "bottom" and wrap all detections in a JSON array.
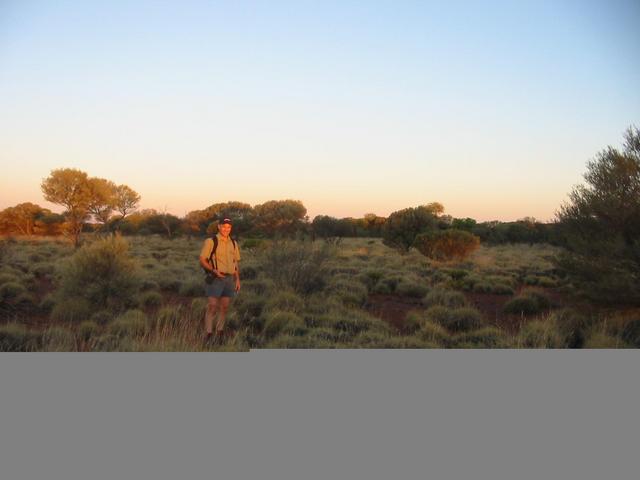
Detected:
[
  {"left": 424, "top": 305, "right": 484, "bottom": 332},
  {"left": 327, "top": 280, "right": 368, "bottom": 307},
  {"left": 263, "top": 310, "right": 307, "bottom": 339},
  {"left": 503, "top": 296, "right": 539, "bottom": 315},
  {"left": 444, "top": 307, "right": 484, "bottom": 332},
  {"left": 417, "top": 321, "right": 450, "bottom": 345},
  {"left": 423, "top": 288, "right": 467, "bottom": 308},
  {"left": 90, "top": 310, "right": 114, "bottom": 325},
  {"left": 584, "top": 332, "right": 627, "bottom": 348},
  {"left": 42, "top": 326, "right": 76, "bottom": 351},
  {"left": 451, "top": 327, "right": 508, "bottom": 348},
  {"left": 516, "top": 320, "right": 562, "bottom": 348},
  {"left": 108, "top": 310, "right": 148, "bottom": 338},
  {"left": 241, "top": 265, "right": 258, "bottom": 280},
  {"left": 0, "top": 282, "right": 27, "bottom": 301},
  {"left": 552, "top": 309, "right": 588, "bottom": 348},
  {"left": 404, "top": 311, "right": 425, "bottom": 334},
  {"left": 78, "top": 321, "right": 100, "bottom": 341},
  {"left": 139, "top": 290, "right": 163, "bottom": 308},
  {"left": 39, "top": 294, "right": 56, "bottom": 313},
  {"left": 190, "top": 298, "right": 208, "bottom": 320},
  {"left": 396, "top": 281, "right": 429, "bottom": 298},
  {"left": 93, "top": 334, "right": 135, "bottom": 352},
  {"left": 621, "top": 319, "right": 640, "bottom": 348},
  {"left": 0, "top": 272, "right": 20, "bottom": 285},
  {"left": 50, "top": 297, "right": 91, "bottom": 323},
  {"left": 258, "top": 240, "right": 333, "bottom": 294},
  {"left": 264, "top": 290, "right": 305, "bottom": 313},
  {"left": 178, "top": 277, "right": 203, "bottom": 297},
  {"left": 31, "top": 263, "right": 55, "bottom": 278},
  {"left": 504, "top": 289, "right": 552, "bottom": 316},
  {"left": 0, "top": 323, "right": 39, "bottom": 351},
  {"left": 56, "top": 236, "right": 142, "bottom": 311}
]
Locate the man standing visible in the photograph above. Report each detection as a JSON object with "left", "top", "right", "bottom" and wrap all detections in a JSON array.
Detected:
[{"left": 199, "top": 218, "right": 241, "bottom": 345}]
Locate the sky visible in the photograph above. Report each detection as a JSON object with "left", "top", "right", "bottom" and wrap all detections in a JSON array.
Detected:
[{"left": 1, "top": 0, "right": 638, "bottom": 222}]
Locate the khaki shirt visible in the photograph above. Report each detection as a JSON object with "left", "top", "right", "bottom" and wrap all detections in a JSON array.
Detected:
[{"left": 200, "top": 234, "right": 241, "bottom": 274}]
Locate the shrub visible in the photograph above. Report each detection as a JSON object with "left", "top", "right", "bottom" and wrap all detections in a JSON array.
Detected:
[
  {"left": 50, "top": 297, "right": 91, "bottom": 323},
  {"left": 241, "top": 265, "right": 258, "bottom": 280},
  {"left": 263, "top": 311, "right": 307, "bottom": 339},
  {"left": 0, "top": 282, "right": 27, "bottom": 301},
  {"left": 39, "top": 293, "right": 57, "bottom": 314},
  {"left": 332, "top": 310, "right": 389, "bottom": 337},
  {"left": 396, "top": 281, "right": 429, "bottom": 298},
  {"left": 552, "top": 309, "right": 588, "bottom": 348},
  {"left": 503, "top": 289, "right": 552, "bottom": 316},
  {"left": 516, "top": 320, "right": 562, "bottom": 348},
  {"left": 327, "top": 280, "right": 368, "bottom": 307},
  {"left": 108, "top": 310, "right": 148, "bottom": 338},
  {"left": 264, "top": 290, "right": 305, "bottom": 313},
  {"left": 413, "top": 229, "right": 480, "bottom": 261},
  {"left": 90, "top": 310, "right": 114, "bottom": 325},
  {"left": 0, "top": 272, "right": 20, "bottom": 285},
  {"left": 424, "top": 305, "right": 484, "bottom": 332},
  {"left": 359, "top": 270, "right": 384, "bottom": 291},
  {"left": 42, "top": 326, "right": 76, "bottom": 351},
  {"left": 451, "top": 327, "right": 508, "bottom": 348},
  {"left": 404, "top": 311, "right": 425, "bottom": 334},
  {"left": 264, "top": 334, "right": 319, "bottom": 349},
  {"left": 178, "top": 277, "right": 203, "bottom": 297},
  {"left": 94, "top": 334, "right": 135, "bottom": 352},
  {"left": 0, "top": 323, "right": 39, "bottom": 351},
  {"left": 423, "top": 288, "right": 467, "bottom": 308},
  {"left": 154, "top": 305, "right": 184, "bottom": 329},
  {"left": 258, "top": 239, "right": 334, "bottom": 294},
  {"left": 621, "top": 318, "right": 640, "bottom": 348},
  {"left": 78, "top": 321, "right": 100, "bottom": 341},
  {"left": 584, "top": 332, "right": 627, "bottom": 348},
  {"left": 503, "top": 296, "right": 539, "bottom": 316},
  {"left": 443, "top": 307, "right": 484, "bottom": 332},
  {"left": 56, "top": 236, "right": 142, "bottom": 311},
  {"left": 31, "top": 263, "right": 55, "bottom": 278},
  {"left": 139, "top": 290, "right": 163, "bottom": 308},
  {"left": 417, "top": 321, "right": 450, "bottom": 345},
  {"left": 190, "top": 298, "right": 208, "bottom": 320}
]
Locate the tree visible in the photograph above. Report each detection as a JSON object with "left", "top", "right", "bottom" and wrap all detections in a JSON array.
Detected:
[
  {"left": 253, "top": 200, "right": 307, "bottom": 237},
  {"left": 555, "top": 126, "right": 640, "bottom": 305},
  {"left": 382, "top": 204, "right": 443, "bottom": 253},
  {"left": 0, "top": 203, "right": 48, "bottom": 236},
  {"left": 414, "top": 229, "right": 480, "bottom": 261},
  {"left": 87, "top": 177, "right": 117, "bottom": 229},
  {"left": 41, "top": 168, "right": 92, "bottom": 247},
  {"left": 114, "top": 184, "right": 141, "bottom": 219},
  {"left": 186, "top": 201, "right": 254, "bottom": 237}
]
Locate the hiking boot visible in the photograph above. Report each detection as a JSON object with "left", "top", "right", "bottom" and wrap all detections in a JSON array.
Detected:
[
  {"left": 203, "top": 332, "right": 213, "bottom": 347},
  {"left": 214, "top": 331, "right": 225, "bottom": 346}
]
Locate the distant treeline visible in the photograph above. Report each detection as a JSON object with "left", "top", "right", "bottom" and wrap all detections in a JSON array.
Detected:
[{"left": 0, "top": 197, "right": 559, "bottom": 245}]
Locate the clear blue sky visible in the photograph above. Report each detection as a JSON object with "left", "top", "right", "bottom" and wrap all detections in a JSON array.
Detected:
[{"left": 1, "top": 0, "right": 638, "bottom": 221}]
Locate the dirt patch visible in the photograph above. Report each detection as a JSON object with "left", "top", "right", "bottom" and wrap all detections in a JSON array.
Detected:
[
  {"left": 367, "top": 286, "right": 570, "bottom": 335},
  {"left": 365, "top": 294, "right": 423, "bottom": 333}
]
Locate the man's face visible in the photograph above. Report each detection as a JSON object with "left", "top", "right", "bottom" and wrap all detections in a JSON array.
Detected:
[{"left": 218, "top": 223, "right": 232, "bottom": 237}]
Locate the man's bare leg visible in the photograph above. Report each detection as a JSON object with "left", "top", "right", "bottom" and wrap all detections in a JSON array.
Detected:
[{"left": 216, "top": 297, "right": 232, "bottom": 336}]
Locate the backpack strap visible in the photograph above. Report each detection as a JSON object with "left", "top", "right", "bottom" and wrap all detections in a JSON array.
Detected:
[{"left": 208, "top": 236, "right": 219, "bottom": 270}]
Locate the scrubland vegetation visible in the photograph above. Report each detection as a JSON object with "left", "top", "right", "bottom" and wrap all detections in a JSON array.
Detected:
[
  {"left": 0, "top": 234, "right": 637, "bottom": 351},
  {"left": 1, "top": 128, "right": 637, "bottom": 350}
]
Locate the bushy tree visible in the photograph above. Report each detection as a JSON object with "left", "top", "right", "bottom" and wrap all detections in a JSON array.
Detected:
[
  {"left": 253, "top": 199, "right": 307, "bottom": 237},
  {"left": 555, "top": 126, "right": 640, "bottom": 305},
  {"left": 414, "top": 229, "right": 480, "bottom": 261},
  {"left": 113, "top": 184, "right": 141, "bottom": 220},
  {"left": 41, "top": 168, "right": 92, "bottom": 247},
  {"left": 87, "top": 177, "right": 117, "bottom": 229},
  {"left": 56, "top": 236, "right": 141, "bottom": 312},
  {"left": 0, "top": 203, "right": 49, "bottom": 236},
  {"left": 382, "top": 203, "right": 443, "bottom": 253}
]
